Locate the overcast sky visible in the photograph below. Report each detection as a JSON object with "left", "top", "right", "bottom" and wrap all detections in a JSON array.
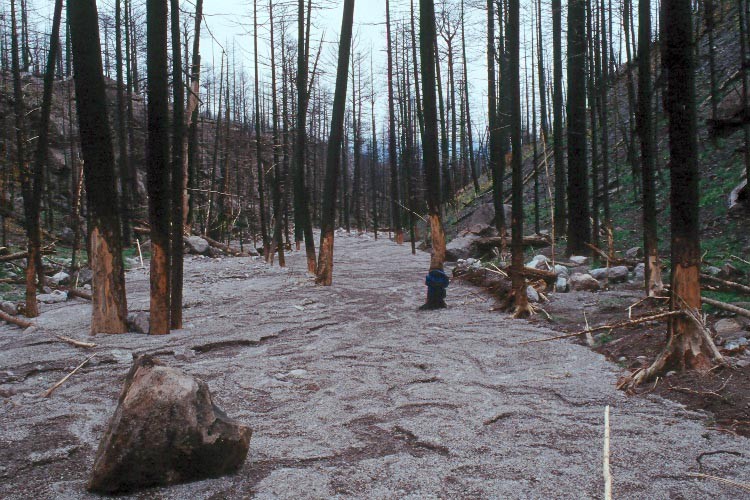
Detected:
[
  {"left": 194, "top": 0, "right": 496, "bottom": 134},
  {"left": 20, "top": 0, "right": 591, "bottom": 139}
]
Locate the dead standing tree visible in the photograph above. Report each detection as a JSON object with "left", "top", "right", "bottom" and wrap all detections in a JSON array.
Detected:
[
  {"left": 146, "top": 0, "right": 171, "bottom": 335},
  {"left": 69, "top": 0, "right": 128, "bottom": 333},
  {"left": 10, "top": 0, "right": 38, "bottom": 318},
  {"left": 253, "top": 0, "right": 270, "bottom": 258},
  {"left": 636, "top": 0, "right": 663, "bottom": 296},
  {"left": 420, "top": 0, "right": 447, "bottom": 269},
  {"left": 629, "top": 0, "right": 724, "bottom": 386},
  {"left": 316, "top": 0, "right": 355, "bottom": 286},
  {"left": 386, "top": 0, "right": 404, "bottom": 245},
  {"left": 292, "top": 0, "right": 317, "bottom": 273},
  {"left": 507, "top": 0, "right": 531, "bottom": 318},
  {"left": 170, "top": 0, "right": 185, "bottom": 329}
]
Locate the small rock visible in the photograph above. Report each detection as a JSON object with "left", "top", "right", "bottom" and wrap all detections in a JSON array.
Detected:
[
  {"left": 554, "top": 265, "right": 570, "bottom": 278},
  {"left": 617, "top": 356, "right": 627, "bottom": 363},
  {"left": 49, "top": 271, "right": 70, "bottom": 286},
  {"left": 526, "top": 286, "right": 540, "bottom": 303},
  {"left": 569, "top": 255, "right": 589, "bottom": 265},
  {"left": 525, "top": 255, "right": 550, "bottom": 270},
  {"left": 666, "top": 371, "right": 676, "bottom": 377},
  {"left": 37, "top": 290, "right": 68, "bottom": 304},
  {"left": 569, "top": 273, "right": 601, "bottom": 291},
  {"left": 634, "top": 263, "right": 645, "bottom": 280},
  {"left": 126, "top": 312, "right": 150, "bottom": 334},
  {"left": 724, "top": 339, "right": 747, "bottom": 353},
  {"left": 704, "top": 266, "right": 721, "bottom": 277},
  {"left": 555, "top": 277, "right": 569, "bottom": 293},
  {"left": 286, "top": 369, "right": 308, "bottom": 378},
  {"left": 185, "top": 236, "right": 210, "bottom": 255},
  {"left": 625, "top": 247, "right": 643, "bottom": 259},
  {"left": 87, "top": 355, "right": 251, "bottom": 494},
  {"left": 109, "top": 349, "right": 132, "bottom": 364},
  {"left": 0, "top": 301, "right": 17, "bottom": 315}
]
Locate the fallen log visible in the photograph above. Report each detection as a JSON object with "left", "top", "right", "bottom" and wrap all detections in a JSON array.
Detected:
[
  {"left": 519, "top": 310, "right": 682, "bottom": 344},
  {"left": 203, "top": 236, "right": 252, "bottom": 257},
  {"left": 702, "top": 297, "right": 750, "bottom": 320},
  {"left": 0, "top": 310, "right": 34, "bottom": 329},
  {"left": 67, "top": 288, "right": 92, "bottom": 301},
  {"left": 0, "top": 277, "right": 26, "bottom": 284},
  {"left": 504, "top": 266, "right": 558, "bottom": 284},
  {"left": 701, "top": 274, "right": 750, "bottom": 295},
  {"left": 0, "top": 245, "right": 56, "bottom": 263},
  {"left": 522, "top": 234, "right": 552, "bottom": 248}
]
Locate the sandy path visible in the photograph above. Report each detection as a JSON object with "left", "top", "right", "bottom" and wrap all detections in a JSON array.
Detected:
[{"left": 0, "top": 232, "right": 748, "bottom": 499}]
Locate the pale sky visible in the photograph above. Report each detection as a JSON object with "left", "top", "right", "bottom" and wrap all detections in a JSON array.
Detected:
[{"left": 23, "top": 0, "right": 586, "bottom": 141}]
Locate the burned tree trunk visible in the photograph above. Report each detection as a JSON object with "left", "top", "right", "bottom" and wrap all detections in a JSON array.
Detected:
[
  {"left": 268, "top": 0, "right": 286, "bottom": 267},
  {"left": 69, "top": 0, "right": 128, "bottom": 333},
  {"left": 184, "top": 0, "right": 203, "bottom": 229},
  {"left": 386, "top": 0, "right": 403, "bottom": 244},
  {"left": 420, "top": 0, "right": 446, "bottom": 269},
  {"left": 11, "top": 0, "right": 39, "bottom": 318},
  {"left": 293, "top": 0, "right": 317, "bottom": 272},
  {"left": 115, "top": 0, "right": 132, "bottom": 247},
  {"left": 146, "top": 0, "right": 171, "bottom": 334},
  {"left": 487, "top": 0, "right": 504, "bottom": 237},
  {"left": 316, "top": 0, "right": 355, "bottom": 286},
  {"left": 552, "top": 0, "right": 566, "bottom": 237},
  {"left": 631, "top": 0, "right": 723, "bottom": 386},
  {"left": 636, "top": 0, "right": 663, "bottom": 296},
  {"left": 253, "top": 0, "right": 270, "bottom": 257},
  {"left": 507, "top": 0, "right": 530, "bottom": 317},
  {"left": 566, "top": 0, "right": 591, "bottom": 255},
  {"left": 170, "top": 0, "right": 185, "bottom": 329}
]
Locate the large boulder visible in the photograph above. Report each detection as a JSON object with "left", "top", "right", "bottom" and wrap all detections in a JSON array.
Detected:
[
  {"left": 49, "top": 271, "right": 70, "bottom": 286},
  {"left": 185, "top": 236, "right": 210, "bottom": 255},
  {"left": 87, "top": 355, "right": 252, "bottom": 494},
  {"left": 625, "top": 247, "right": 643, "bottom": 259},
  {"left": 445, "top": 234, "right": 479, "bottom": 261},
  {"left": 589, "top": 266, "right": 630, "bottom": 283},
  {"left": 37, "top": 290, "right": 68, "bottom": 304},
  {"left": 714, "top": 318, "right": 746, "bottom": 342},
  {"left": 569, "top": 273, "right": 601, "bottom": 291},
  {"left": 59, "top": 227, "right": 75, "bottom": 245},
  {"left": 126, "top": 312, "right": 150, "bottom": 334},
  {"left": 455, "top": 202, "right": 511, "bottom": 234}
]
